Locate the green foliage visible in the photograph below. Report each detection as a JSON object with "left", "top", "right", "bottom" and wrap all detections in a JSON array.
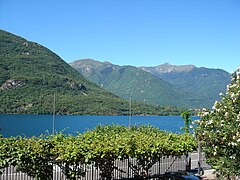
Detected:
[
  {"left": 15, "top": 136, "right": 54, "bottom": 180},
  {"left": 0, "top": 137, "right": 19, "bottom": 174},
  {"left": 0, "top": 125, "right": 197, "bottom": 179},
  {"left": 0, "top": 29, "right": 185, "bottom": 115},
  {"left": 181, "top": 111, "right": 192, "bottom": 133},
  {"left": 144, "top": 65, "right": 231, "bottom": 108},
  {"left": 51, "top": 133, "right": 86, "bottom": 179},
  {"left": 71, "top": 59, "right": 189, "bottom": 108},
  {"left": 0, "top": 135, "right": 54, "bottom": 179},
  {"left": 80, "top": 125, "right": 131, "bottom": 179},
  {"left": 195, "top": 68, "right": 240, "bottom": 178},
  {"left": 71, "top": 59, "right": 230, "bottom": 108}
]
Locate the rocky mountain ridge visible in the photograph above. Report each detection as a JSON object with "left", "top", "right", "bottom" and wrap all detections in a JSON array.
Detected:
[
  {"left": 70, "top": 59, "right": 231, "bottom": 108},
  {"left": 140, "top": 63, "right": 196, "bottom": 73}
]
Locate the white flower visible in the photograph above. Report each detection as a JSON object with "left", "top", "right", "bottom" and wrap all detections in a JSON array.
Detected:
[
  {"left": 205, "top": 119, "right": 213, "bottom": 126},
  {"left": 228, "top": 142, "right": 237, "bottom": 146},
  {"left": 230, "top": 156, "right": 235, "bottom": 159},
  {"left": 237, "top": 114, "right": 240, "bottom": 120},
  {"left": 227, "top": 85, "right": 230, "bottom": 91},
  {"left": 193, "top": 120, "right": 200, "bottom": 124},
  {"left": 203, "top": 111, "right": 209, "bottom": 116},
  {"left": 202, "top": 108, "right": 207, "bottom": 111},
  {"left": 225, "top": 112, "right": 229, "bottom": 118}
]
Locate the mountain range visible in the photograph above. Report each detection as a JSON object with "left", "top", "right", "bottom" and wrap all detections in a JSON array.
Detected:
[
  {"left": 140, "top": 63, "right": 230, "bottom": 105},
  {"left": 0, "top": 28, "right": 231, "bottom": 114},
  {"left": 70, "top": 59, "right": 231, "bottom": 108},
  {"left": 0, "top": 29, "right": 185, "bottom": 115}
]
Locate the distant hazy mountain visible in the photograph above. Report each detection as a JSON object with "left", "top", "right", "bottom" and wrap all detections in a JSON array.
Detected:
[
  {"left": 140, "top": 63, "right": 231, "bottom": 105},
  {"left": 70, "top": 59, "right": 230, "bottom": 108},
  {"left": 141, "top": 63, "right": 196, "bottom": 74},
  {"left": 1, "top": 29, "right": 181, "bottom": 115},
  {"left": 70, "top": 59, "right": 184, "bottom": 106}
]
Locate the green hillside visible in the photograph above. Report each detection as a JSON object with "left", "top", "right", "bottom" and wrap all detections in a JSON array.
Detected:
[
  {"left": 0, "top": 30, "right": 184, "bottom": 115},
  {"left": 141, "top": 64, "right": 231, "bottom": 107},
  {"left": 70, "top": 59, "right": 206, "bottom": 108},
  {"left": 71, "top": 59, "right": 230, "bottom": 108}
]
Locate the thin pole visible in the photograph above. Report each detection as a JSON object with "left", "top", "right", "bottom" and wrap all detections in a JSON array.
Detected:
[
  {"left": 198, "top": 142, "right": 202, "bottom": 174},
  {"left": 128, "top": 96, "right": 132, "bottom": 129},
  {"left": 53, "top": 93, "right": 56, "bottom": 135}
]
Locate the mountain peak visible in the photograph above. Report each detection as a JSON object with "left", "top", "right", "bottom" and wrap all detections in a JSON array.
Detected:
[
  {"left": 70, "top": 59, "right": 231, "bottom": 108},
  {"left": 148, "top": 63, "right": 196, "bottom": 73},
  {"left": 70, "top": 59, "right": 113, "bottom": 67}
]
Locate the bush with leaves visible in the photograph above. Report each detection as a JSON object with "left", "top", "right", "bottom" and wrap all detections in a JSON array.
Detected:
[
  {"left": 51, "top": 133, "right": 86, "bottom": 180},
  {"left": 80, "top": 125, "right": 133, "bottom": 180},
  {"left": 195, "top": 68, "right": 240, "bottom": 178},
  {"left": 15, "top": 136, "right": 54, "bottom": 180},
  {"left": 0, "top": 137, "right": 19, "bottom": 175},
  {"left": 0, "top": 135, "right": 54, "bottom": 179},
  {"left": 0, "top": 125, "right": 197, "bottom": 180}
]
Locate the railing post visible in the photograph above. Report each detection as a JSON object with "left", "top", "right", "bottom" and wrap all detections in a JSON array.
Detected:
[
  {"left": 127, "top": 158, "right": 130, "bottom": 178},
  {"left": 198, "top": 143, "right": 202, "bottom": 175},
  {"left": 158, "top": 157, "right": 161, "bottom": 174},
  {"left": 185, "top": 153, "right": 191, "bottom": 171},
  {"left": 188, "top": 157, "right": 191, "bottom": 170},
  {"left": 92, "top": 163, "right": 94, "bottom": 180}
]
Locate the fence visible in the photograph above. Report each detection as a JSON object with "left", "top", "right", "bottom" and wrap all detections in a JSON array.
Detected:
[{"left": 0, "top": 155, "right": 188, "bottom": 180}]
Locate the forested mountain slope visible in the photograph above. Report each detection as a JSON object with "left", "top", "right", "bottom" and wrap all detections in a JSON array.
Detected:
[
  {"left": 70, "top": 59, "right": 226, "bottom": 108},
  {"left": 0, "top": 30, "right": 183, "bottom": 115},
  {"left": 140, "top": 63, "right": 231, "bottom": 106}
]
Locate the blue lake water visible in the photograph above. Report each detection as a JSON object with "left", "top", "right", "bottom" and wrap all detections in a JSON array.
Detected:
[{"left": 0, "top": 114, "right": 199, "bottom": 137}]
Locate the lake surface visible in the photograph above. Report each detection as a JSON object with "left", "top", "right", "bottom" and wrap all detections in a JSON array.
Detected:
[{"left": 0, "top": 114, "right": 199, "bottom": 137}]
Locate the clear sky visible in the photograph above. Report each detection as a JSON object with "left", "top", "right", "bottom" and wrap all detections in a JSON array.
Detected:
[{"left": 0, "top": 0, "right": 239, "bottom": 72}]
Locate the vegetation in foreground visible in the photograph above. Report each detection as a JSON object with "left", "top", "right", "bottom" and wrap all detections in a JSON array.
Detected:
[
  {"left": 196, "top": 68, "right": 240, "bottom": 179},
  {"left": 0, "top": 125, "right": 197, "bottom": 180}
]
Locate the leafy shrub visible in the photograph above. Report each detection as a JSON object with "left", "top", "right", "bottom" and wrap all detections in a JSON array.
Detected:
[
  {"left": 196, "top": 68, "right": 240, "bottom": 178},
  {"left": 0, "top": 125, "right": 197, "bottom": 179}
]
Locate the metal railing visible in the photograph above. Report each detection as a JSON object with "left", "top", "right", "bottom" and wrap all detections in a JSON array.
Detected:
[{"left": 0, "top": 155, "right": 187, "bottom": 180}]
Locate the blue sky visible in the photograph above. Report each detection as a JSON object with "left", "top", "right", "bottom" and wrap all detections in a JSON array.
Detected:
[{"left": 0, "top": 0, "right": 239, "bottom": 72}]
